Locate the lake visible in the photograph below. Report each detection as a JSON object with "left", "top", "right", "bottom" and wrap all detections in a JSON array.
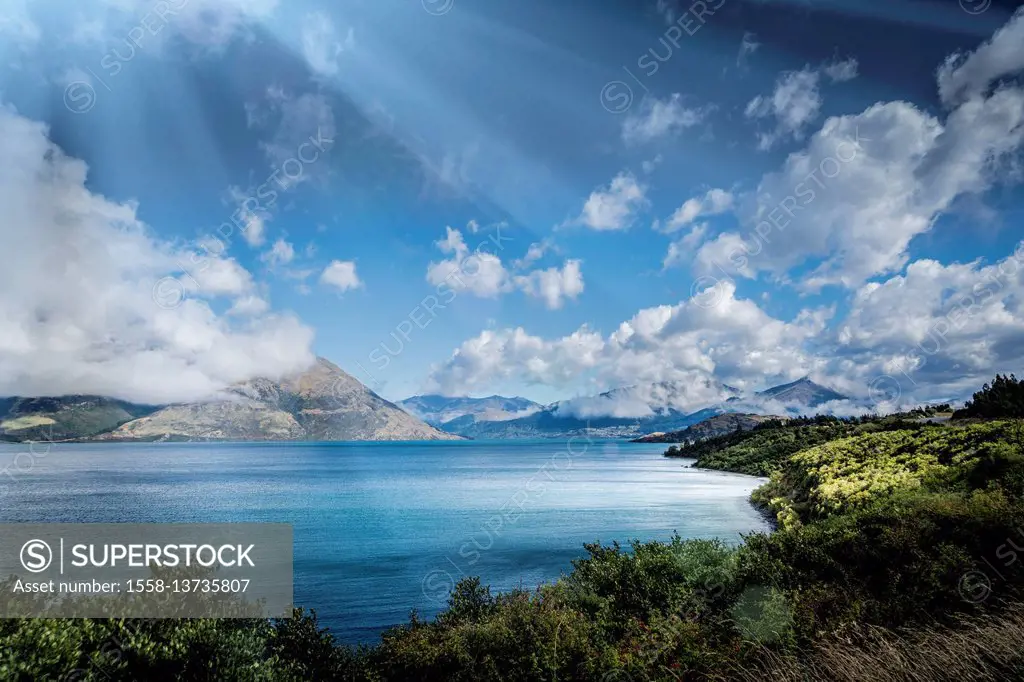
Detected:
[{"left": 0, "top": 439, "right": 771, "bottom": 644}]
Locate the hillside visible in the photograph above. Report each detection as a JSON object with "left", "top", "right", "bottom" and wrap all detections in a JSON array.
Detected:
[
  {"left": 98, "top": 357, "right": 459, "bottom": 442},
  {"left": 0, "top": 396, "right": 157, "bottom": 442},
  {"left": 631, "top": 412, "right": 781, "bottom": 443}
]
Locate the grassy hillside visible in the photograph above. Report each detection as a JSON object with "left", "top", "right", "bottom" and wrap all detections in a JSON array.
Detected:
[
  {"left": 663, "top": 413, "right": 945, "bottom": 476},
  {"left": 2, "top": 386, "right": 1023, "bottom": 680},
  {"left": 0, "top": 396, "right": 157, "bottom": 442}
]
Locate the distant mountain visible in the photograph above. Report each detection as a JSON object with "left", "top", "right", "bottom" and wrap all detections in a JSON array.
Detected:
[
  {"left": 398, "top": 394, "right": 541, "bottom": 427},
  {"left": 1, "top": 358, "right": 459, "bottom": 443},
  {"left": 96, "top": 357, "right": 459, "bottom": 442},
  {"left": 0, "top": 396, "right": 158, "bottom": 442},
  {"left": 445, "top": 377, "right": 849, "bottom": 439},
  {"left": 632, "top": 413, "right": 784, "bottom": 443},
  {"left": 756, "top": 377, "right": 848, "bottom": 407}
]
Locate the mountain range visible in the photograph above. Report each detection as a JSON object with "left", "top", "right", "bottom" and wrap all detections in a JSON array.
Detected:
[
  {"left": 397, "top": 395, "right": 542, "bottom": 428},
  {"left": 401, "top": 377, "right": 852, "bottom": 439},
  {"left": 1, "top": 369, "right": 852, "bottom": 443},
  {"left": 1, "top": 358, "right": 457, "bottom": 442}
]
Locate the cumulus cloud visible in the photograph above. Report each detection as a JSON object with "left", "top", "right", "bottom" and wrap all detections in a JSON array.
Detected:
[
  {"left": 622, "top": 94, "right": 708, "bottom": 144},
  {"left": 658, "top": 188, "right": 733, "bottom": 234},
  {"left": 745, "top": 67, "right": 823, "bottom": 150},
  {"left": 513, "top": 259, "right": 585, "bottom": 310},
  {"left": 425, "top": 226, "right": 584, "bottom": 308},
  {"left": 662, "top": 223, "right": 709, "bottom": 269},
  {"left": 261, "top": 238, "right": 295, "bottom": 268},
  {"left": 0, "top": 103, "right": 315, "bottom": 404},
  {"left": 833, "top": 244, "right": 1024, "bottom": 399},
  {"left": 426, "top": 280, "right": 825, "bottom": 396},
  {"left": 320, "top": 260, "right": 362, "bottom": 292},
  {"left": 745, "top": 58, "right": 859, "bottom": 150},
  {"left": 703, "top": 79, "right": 1024, "bottom": 288},
  {"left": 824, "top": 57, "right": 859, "bottom": 83},
  {"left": 426, "top": 226, "right": 510, "bottom": 298},
  {"left": 568, "top": 173, "right": 648, "bottom": 231},
  {"left": 937, "top": 7, "right": 1024, "bottom": 107}
]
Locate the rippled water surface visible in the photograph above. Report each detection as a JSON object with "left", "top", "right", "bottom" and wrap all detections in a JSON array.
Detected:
[{"left": 0, "top": 440, "right": 770, "bottom": 643}]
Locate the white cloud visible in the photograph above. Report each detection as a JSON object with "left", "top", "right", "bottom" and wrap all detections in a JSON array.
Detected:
[
  {"left": 0, "top": 103, "right": 314, "bottom": 404},
  {"left": 569, "top": 173, "right": 648, "bottom": 231},
  {"left": 512, "top": 241, "right": 550, "bottom": 269},
  {"left": 745, "top": 67, "right": 823, "bottom": 150},
  {"left": 832, "top": 243, "right": 1024, "bottom": 401},
  {"left": 662, "top": 222, "right": 709, "bottom": 269},
  {"left": 320, "top": 260, "right": 362, "bottom": 293},
  {"left": 824, "top": 57, "right": 859, "bottom": 83},
  {"left": 513, "top": 259, "right": 585, "bottom": 310},
  {"left": 622, "top": 94, "right": 707, "bottom": 144},
  {"left": 659, "top": 188, "right": 733, "bottom": 233},
  {"left": 228, "top": 295, "right": 270, "bottom": 317},
  {"left": 261, "top": 238, "right": 295, "bottom": 267},
  {"left": 427, "top": 280, "right": 825, "bottom": 397},
  {"left": 706, "top": 77, "right": 1024, "bottom": 289},
  {"left": 938, "top": 7, "right": 1024, "bottom": 107},
  {"left": 301, "top": 12, "right": 353, "bottom": 77},
  {"left": 426, "top": 226, "right": 511, "bottom": 298}
]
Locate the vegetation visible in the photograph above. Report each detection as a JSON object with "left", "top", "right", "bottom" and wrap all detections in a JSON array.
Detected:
[
  {"left": 953, "top": 373, "right": 1024, "bottom": 419},
  {"left": 2, "top": 376, "right": 1023, "bottom": 680},
  {"left": 663, "top": 414, "right": 941, "bottom": 476}
]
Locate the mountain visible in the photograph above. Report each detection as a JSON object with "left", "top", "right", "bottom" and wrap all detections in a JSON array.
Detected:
[
  {"left": 95, "top": 357, "right": 459, "bottom": 442},
  {"left": 631, "top": 413, "right": 784, "bottom": 443},
  {"left": 445, "top": 378, "right": 849, "bottom": 439},
  {"left": 0, "top": 396, "right": 158, "bottom": 442},
  {"left": 756, "top": 377, "right": 848, "bottom": 407},
  {"left": 398, "top": 394, "right": 541, "bottom": 427}
]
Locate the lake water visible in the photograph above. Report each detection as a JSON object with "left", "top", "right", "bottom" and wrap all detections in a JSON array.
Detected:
[{"left": 0, "top": 440, "right": 771, "bottom": 644}]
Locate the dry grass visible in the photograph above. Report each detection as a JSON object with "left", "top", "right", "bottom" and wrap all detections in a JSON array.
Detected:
[{"left": 727, "top": 604, "right": 1024, "bottom": 682}]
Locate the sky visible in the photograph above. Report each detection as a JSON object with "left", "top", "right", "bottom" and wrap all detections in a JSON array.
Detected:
[{"left": 0, "top": 0, "right": 1023, "bottom": 414}]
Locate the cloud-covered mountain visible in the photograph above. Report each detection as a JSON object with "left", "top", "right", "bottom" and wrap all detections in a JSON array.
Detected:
[
  {"left": 3, "top": 358, "right": 458, "bottom": 442},
  {"left": 398, "top": 394, "right": 542, "bottom": 427},
  {"left": 442, "top": 377, "right": 850, "bottom": 439}
]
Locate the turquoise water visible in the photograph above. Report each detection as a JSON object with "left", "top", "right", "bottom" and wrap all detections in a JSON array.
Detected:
[{"left": 0, "top": 440, "right": 771, "bottom": 643}]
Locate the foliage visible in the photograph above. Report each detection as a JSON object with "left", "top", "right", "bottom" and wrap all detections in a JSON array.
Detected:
[
  {"left": 953, "top": 373, "right": 1024, "bottom": 419},
  {"left": 664, "top": 414, "right": 937, "bottom": 476}
]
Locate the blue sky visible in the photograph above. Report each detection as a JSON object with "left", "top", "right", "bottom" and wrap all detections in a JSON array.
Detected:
[{"left": 1, "top": 0, "right": 1023, "bottom": 412}]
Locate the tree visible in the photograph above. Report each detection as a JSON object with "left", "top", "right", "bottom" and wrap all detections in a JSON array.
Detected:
[{"left": 953, "top": 374, "right": 1024, "bottom": 419}]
